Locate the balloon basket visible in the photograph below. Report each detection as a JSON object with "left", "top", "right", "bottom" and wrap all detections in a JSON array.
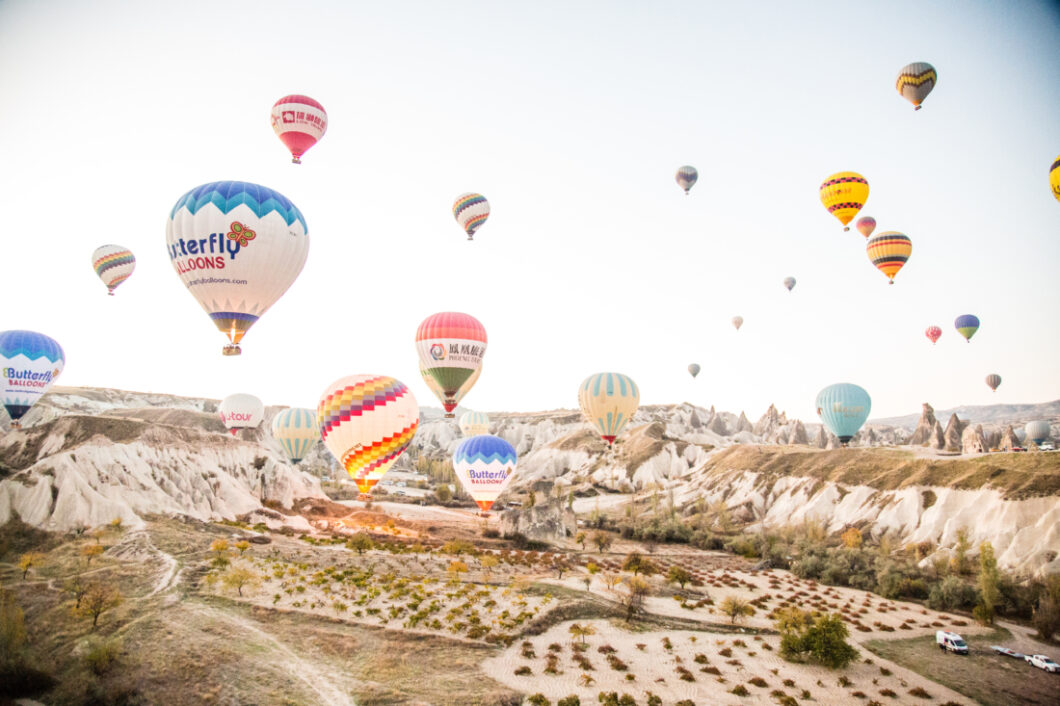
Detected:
[
  {"left": 915, "top": 105, "right": 922, "bottom": 111},
  {"left": 222, "top": 344, "right": 242, "bottom": 356},
  {"left": 9, "top": 421, "right": 20, "bottom": 430},
  {"left": 358, "top": 493, "right": 373, "bottom": 502},
  {"left": 107, "top": 291, "right": 115, "bottom": 297},
  {"left": 467, "top": 236, "right": 474, "bottom": 241},
  {"left": 292, "top": 157, "right": 302, "bottom": 164},
  {"left": 445, "top": 413, "right": 455, "bottom": 419}
]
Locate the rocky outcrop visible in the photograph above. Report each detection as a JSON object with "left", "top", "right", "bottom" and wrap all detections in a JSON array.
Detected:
[
  {"left": 736, "top": 412, "right": 753, "bottom": 434},
  {"left": 908, "top": 403, "right": 941, "bottom": 447},
  {"left": 688, "top": 409, "right": 703, "bottom": 429},
  {"left": 753, "top": 404, "right": 783, "bottom": 438},
  {"left": 707, "top": 410, "right": 728, "bottom": 436},
  {"left": 1000, "top": 426, "right": 1022, "bottom": 451},
  {"left": 962, "top": 424, "right": 987, "bottom": 454},
  {"left": 944, "top": 414, "right": 966, "bottom": 452},
  {"left": 813, "top": 426, "right": 827, "bottom": 449},
  {"left": 498, "top": 499, "right": 575, "bottom": 544},
  {"left": 788, "top": 419, "right": 809, "bottom": 443}
]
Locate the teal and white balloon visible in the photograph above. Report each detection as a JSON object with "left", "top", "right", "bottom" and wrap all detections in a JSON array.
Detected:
[
  {"left": 1025, "top": 420, "right": 1051, "bottom": 445},
  {"left": 458, "top": 411, "right": 490, "bottom": 437},
  {"left": 0, "top": 330, "right": 65, "bottom": 428},
  {"left": 815, "top": 383, "right": 871, "bottom": 445},
  {"left": 578, "top": 372, "right": 639, "bottom": 445},
  {"left": 271, "top": 407, "right": 319, "bottom": 462}
]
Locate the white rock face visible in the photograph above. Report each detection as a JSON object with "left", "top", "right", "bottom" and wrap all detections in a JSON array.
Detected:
[
  {"left": 681, "top": 465, "right": 1060, "bottom": 576},
  {"left": 0, "top": 413, "right": 324, "bottom": 531}
]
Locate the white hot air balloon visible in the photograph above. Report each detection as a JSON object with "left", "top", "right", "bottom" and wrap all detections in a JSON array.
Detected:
[
  {"left": 219, "top": 393, "right": 265, "bottom": 436},
  {"left": 732, "top": 316, "right": 744, "bottom": 331},
  {"left": 167, "top": 181, "right": 309, "bottom": 356},
  {"left": 91, "top": 245, "right": 136, "bottom": 295}
]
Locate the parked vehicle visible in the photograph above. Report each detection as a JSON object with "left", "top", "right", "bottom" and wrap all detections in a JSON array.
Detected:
[
  {"left": 1025, "top": 654, "right": 1060, "bottom": 673},
  {"left": 990, "top": 646, "right": 1024, "bottom": 659},
  {"left": 1011, "top": 446, "right": 1027, "bottom": 452},
  {"left": 936, "top": 630, "right": 969, "bottom": 654},
  {"left": 1040, "top": 442, "right": 1056, "bottom": 451}
]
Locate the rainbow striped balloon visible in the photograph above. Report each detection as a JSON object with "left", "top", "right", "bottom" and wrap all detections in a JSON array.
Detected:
[
  {"left": 271, "top": 408, "right": 319, "bottom": 463},
  {"left": 91, "top": 245, "right": 136, "bottom": 295},
  {"left": 578, "top": 372, "right": 639, "bottom": 445},
  {"left": 866, "top": 231, "right": 912, "bottom": 284},
  {"left": 820, "top": 172, "right": 869, "bottom": 230},
  {"left": 318, "top": 375, "right": 419, "bottom": 494},
  {"left": 453, "top": 193, "right": 490, "bottom": 240},
  {"left": 896, "top": 62, "right": 937, "bottom": 110}
]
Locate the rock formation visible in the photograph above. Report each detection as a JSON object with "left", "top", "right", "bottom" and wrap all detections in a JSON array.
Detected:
[
  {"left": 962, "top": 424, "right": 987, "bottom": 454},
  {"left": 813, "top": 426, "right": 827, "bottom": 449},
  {"left": 908, "top": 403, "right": 940, "bottom": 446},
  {"left": 707, "top": 410, "right": 728, "bottom": 436},
  {"left": 688, "top": 409, "right": 703, "bottom": 429},
  {"left": 788, "top": 421, "right": 808, "bottom": 445},
  {"left": 944, "top": 413, "right": 966, "bottom": 452},
  {"left": 753, "top": 404, "right": 783, "bottom": 438},
  {"left": 498, "top": 499, "right": 575, "bottom": 544},
  {"left": 736, "top": 412, "right": 753, "bottom": 434}
]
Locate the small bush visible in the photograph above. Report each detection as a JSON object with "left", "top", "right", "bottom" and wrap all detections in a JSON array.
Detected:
[
  {"left": 557, "top": 697, "right": 580, "bottom": 706},
  {"left": 908, "top": 686, "right": 932, "bottom": 699},
  {"left": 514, "top": 666, "right": 532, "bottom": 676},
  {"left": 730, "top": 684, "right": 750, "bottom": 696},
  {"left": 748, "top": 676, "right": 768, "bottom": 687},
  {"left": 880, "top": 689, "right": 897, "bottom": 698},
  {"left": 528, "top": 695, "right": 550, "bottom": 706},
  {"left": 82, "top": 637, "right": 122, "bottom": 675}
]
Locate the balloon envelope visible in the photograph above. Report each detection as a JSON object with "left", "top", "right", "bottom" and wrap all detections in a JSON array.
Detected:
[
  {"left": 271, "top": 408, "right": 319, "bottom": 462},
  {"left": 452, "top": 434, "right": 517, "bottom": 512},
  {"left": 219, "top": 393, "right": 264, "bottom": 435},
  {"left": 896, "top": 62, "right": 937, "bottom": 110},
  {"left": 91, "top": 245, "right": 135, "bottom": 295},
  {"left": 866, "top": 231, "right": 912, "bottom": 283},
  {"left": 0, "top": 330, "right": 64, "bottom": 426},
  {"left": 816, "top": 383, "right": 871, "bottom": 444},
  {"left": 459, "top": 411, "right": 490, "bottom": 437},
  {"left": 925, "top": 326, "right": 942, "bottom": 345},
  {"left": 1025, "top": 420, "right": 1051, "bottom": 445},
  {"left": 675, "top": 165, "right": 698, "bottom": 194},
  {"left": 453, "top": 193, "right": 489, "bottom": 240},
  {"left": 954, "top": 315, "right": 980, "bottom": 342},
  {"left": 783, "top": 277, "right": 796, "bottom": 292},
  {"left": 732, "top": 316, "right": 743, "bottom": 331},
  {"left": 167, "top": 181, "right": 309, "bottom": 356},
  {"left": 271, "top": 95, "right": 327, "bottom": 163},
  {"left": 1052, "top": 155, "right": 1060, "bottom": 203},
  {"left": 688, "top": 363, "right": 701, "bottom": 378},
  {"left": 820, "top": 172, "right": 869, "bottom": 229},
  {"left": 578, "top": 372, "right": 639, "bottom": 445},
  {"left": 855, "top": 217, "right": 876, "bottom": 238},
  {"left": 985, "top": 374, "right": 1001, "bottom": 392},
  {"left": 415, "top": 312, "right": 487, "bottom": 416},
  {"left": 318, "top": 375, "right": 419, "bottom": 494}
]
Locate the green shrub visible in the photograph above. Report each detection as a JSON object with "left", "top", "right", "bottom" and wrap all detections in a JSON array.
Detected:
[
  {"left": 82, "top": 637, "right": 122, "bottom": 675},
  {"left": 927, "top": 576, "right": 978, "bottom": 611},
  {"left": 528, "top": 695, "right": 550, "bottom": 706},
  {"left": 557, "top": 697, "right": 580, "bottom": 706}
]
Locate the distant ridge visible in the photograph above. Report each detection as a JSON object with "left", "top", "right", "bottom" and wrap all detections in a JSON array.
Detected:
[{"left": 870, "top": 399, "right": 1060, "bottom": 430}]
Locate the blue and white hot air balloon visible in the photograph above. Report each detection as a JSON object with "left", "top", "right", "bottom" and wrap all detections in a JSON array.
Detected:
[
  {"left": 452, "top": 434, "right": 517, "bottom": 513},
  {"left": 815, "top": 383, "right": 871, "bottom": 445},
  {"left": 0, "top": 330, "right": 65, "bottom": 428},
  {"left": 167, "top": 181, "right": 310, "bottom": 356},
  {"left": 271, "top": 407, "right": 319, "bottom": 463}
]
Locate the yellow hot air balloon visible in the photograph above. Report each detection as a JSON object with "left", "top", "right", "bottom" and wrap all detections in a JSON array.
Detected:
[
  {"left": 578, "top": 372, "right": 639, "bottom": 445},
  {"left": 1051, "top": 154, "right": 1060, "bottom": 203},
  {"left": 866, "top": 231, "right": 912, "bottom": 284},
  {"left": 819, "top": 172, "right": 869, "bottom": 230}
]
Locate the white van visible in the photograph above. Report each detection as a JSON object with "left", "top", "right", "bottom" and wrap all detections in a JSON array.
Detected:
[{"left": 936, "top": 630, "right": 969, "bottom": 654}]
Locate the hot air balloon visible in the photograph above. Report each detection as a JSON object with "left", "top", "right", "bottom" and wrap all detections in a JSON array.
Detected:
[
  {"left": 783, "top": 277, "right": 796, "bottom": 292},
  {"left": 318, "top": 375, "right": 419, "bottom": 495},
  {"left": 416, "top": 312, "right": 487, "bottom": 417},
  {"left": 1051, "top": 155, "right": 1060, "bottom": 203},
  {"left": 452, "top": 434, "right": 517, "bottom": 513},
  {"left": 271, "top": 408, "right": 319, "bottom": 463},
  {"left": 167, "top": 181, "right": 309, "bottom": 356},
  {"left": 453, "top": 193, "right": 489, "bottom": 241},
  {"left": 688, "top": 363, "right": 701, "bottom": 378},
  {"left": 820, "top": 172, "right": 869, "bottom": 230},
  {"left": 91, "top": 245, "right": 135, "bottom": 295},
  {"left": 896, "top": 62, "right": 937, "bottom": 110},
  {"left": 985, "top": 374, "right": 1001, "bottom": 392},
  {"left": 419, "top": 361, "right": 482, "bottom": 411},
  {"left": 732, "top": 316, "right": 743, "bottom": 331},
  {"left": 0, "top": 330, "right": 64, "bottom": 429},
  {"left": 270, "top": 95, "right": 327, "bottom": 164},
  {"left": 675, "top": 166, "right": 698, "bottom": 195},
  {"left": 459, "top": 411, "right": 490, "bottom": 437},
  {"left": 855, "top": 217, "right": 876, "bottom": 239},
  {"left": 1025, "top": 420, "right": 1052, "bottom": 446},
  {"left": 815, "top": 383, "right": 871, "bottom": 445},
  {"left": 955, "top": 315, "right": 980, "bottom": 342},
  {"left": 866, "top": 231, "right": 912, "bottom": 284},
  {"left": 219, "top": 393, "right": 264, "bottom": 436},
  {"left": 925, "top": 326, "right": 942, "bottom": 345},
  {"left": 578, "top": 372, "right": 639, "bottom": 445}
]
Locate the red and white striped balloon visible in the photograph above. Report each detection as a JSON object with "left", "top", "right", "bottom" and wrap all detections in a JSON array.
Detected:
[{"left": 270, "top": 95, "right": 327, "bottom": 164}]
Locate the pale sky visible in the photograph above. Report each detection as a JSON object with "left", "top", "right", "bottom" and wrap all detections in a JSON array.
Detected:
[{"left": 0, "top": 0, "right": 1057, "bottom": 422}]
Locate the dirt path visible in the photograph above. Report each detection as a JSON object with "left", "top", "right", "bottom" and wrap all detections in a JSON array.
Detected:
[
  {"left": 186, "top": 602, "right": 355, "bottom": 706},
  {"left": 995, "top": 619, "right": 1055, "bottom": 655}
]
